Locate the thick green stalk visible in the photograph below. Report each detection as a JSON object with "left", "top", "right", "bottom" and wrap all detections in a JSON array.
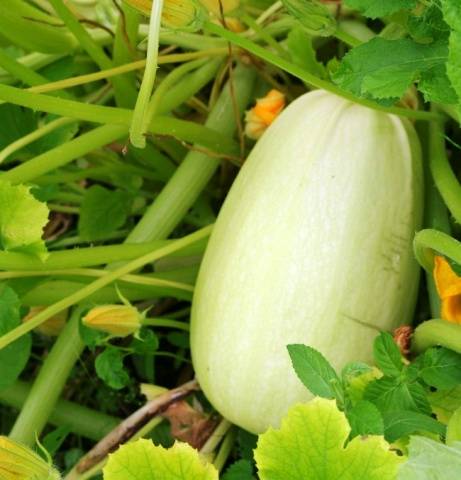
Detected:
[
  {"left": 429, "top": 119, "right": 461, "bottom": 224},
  {"left": 0, "top": 381, "right": 120, "bottom": 441},
  {"left": 126, "top": 64, "right": 256, "bottom": 242},
  {"left": 9, "top": 309, "right": 85, "bottom": 445},
  {"left": 157, "top": 58, "right": 222, "bottom": 114},
  {"left": 130, "top": 0, "right": 164, "bottom": 147},
  {"left": 413, "top": 229, "right": 461, "bottom": 273},
  {"left": 146, "top": 58, "right": 208, "bottom": 123},
  {"left": 0, "top": 239, "right": 206, "bottom": 271},
  {"left": 1, "top": 124, "right": 129, "bottom": 184},
  {"left": 113, "top": 1, "right": 140, "bottom": 107},
  {"left": 0, "top": 48, "right": 46, "bottom": 86},
  {"left": 413, "top": 319, "right": 461, "bottom": 354}
]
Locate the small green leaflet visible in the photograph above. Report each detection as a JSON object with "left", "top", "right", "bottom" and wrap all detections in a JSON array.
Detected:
[
  {"left": 373, "top": 332, "right": 404, "bottom": 377},
  {"left": 398, "top": 437, "right": 461, "bottom": 479},
  {"left": 0, "top": 104, "right": 36, "bottom": 152},
  {"left": 287, "top": 344, "right": 342, "bottom": 400},
  {"left": 383, "top": 411, "right": 446, "bottom": 442},
  {"left": 440, "top": 0, "right": 461, "bottom": 114},
  {"left": 221, "top": 460, "right": 254, "bottom": 480},
  {"left": 344, "top": 0, "right": 416, "bottom": 19},
  {"left": 103, "top": 439, "right": 218, "bottom": 480},
  {"left": 0, "top": 284, "right": 31, "bottom": 390},
  {"left": 129, "top": 328, "right": 159, "bottom": 355},
  {"left": 417, "top": 347, "right": 461, "bottom": 390},
  {"left": 95, "top": 347, "right": 130, "bottom": 390},
  {"left": 255, "top": 398, "right": 403, "bottom": 480},
  {"left": 364, "top": 376, "right": 432, "bottom": 415},
  {"left": 333, "top": 38, "right": 449, "bottom": 102},
  {"left": 78, "top": 185, "right": 133, "bottom": 242},
  {"left": 0, "top": 181, "right": 49, "bottom": 259},
  {"left": 346, "top": 400, "right": 384, "bottom": 437}
]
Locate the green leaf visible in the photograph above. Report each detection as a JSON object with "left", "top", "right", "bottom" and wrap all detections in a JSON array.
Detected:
[
  {"left": 0, "top": 284, "right": 31, "bottom": 390},
  {"left": 0, "top": 104, "right": 37, "bottom": 151},
  {"left": 429, "top": 386, "right": 461, "bottom": 423},
  {"left": 221, "top": 460, "right": 254, "bottom": 480},
  {"left": 103, "top": 439, "right": 218, "bottom": 479},
  {"left": 333, "top": 38, "right": 448, "bottom": 102},
  {"left": 345, "top": 368, "right": 381, "bottom": 404},
  {"left": 255, "top": 398, "right": 403, "bottom": 480},
  {"left": 407, "top": 4, "right": 450, "bottom": 43},
  {"left": 95, "top": 347, "right": 130, "bottom": 390},
  {"left": 130, "top": 328, "right": 159, "bottom": 355},
  {"left": 447, "top": 406, "right": 461, "bottom": 444},
  {"left": 237, "top": 429, "right": 258, "bottom": 461},
  {"left": 281, "top": 0, "right": 336, "bottom": 36},
  {"left": 417, "top": 347, "right": 461, "bottom": 390},
  {"left": 419, "top": 64, "right": 458, "bottom": 104},
  {"left": 346, "top": 400, "right": 384, "bottom": 437},
  {"left": 42, "top": 425, "right": 71, "bottom": 457},
  {"left": 0, "top": 181, "right": 49, "bottom": 259},
  {"left": 364, "top": 377, "right": 431, "bottom": 415},
  {"left": 373, "top": 332, "right": 404, "bottom": 377},
  {"left": 397, "top": 436, "right": 461, "bottom": 479},
  {"left": 383, "top": 411, "right": 446, "bottom": 442},
  {"left": 286, "top": 27, "right": 326, "bottom": 78},
  {"left": 440, "top": 0, "right": 461, "bottom": 112},
  {"left": 344, "top": 0, "right": 416, "bottom": 19},
  {"left": 287, "top": 344, "right": 342, "bottom": 399},
  {"left": 78, "top": 185, "right": 133, "bottom": 242}
]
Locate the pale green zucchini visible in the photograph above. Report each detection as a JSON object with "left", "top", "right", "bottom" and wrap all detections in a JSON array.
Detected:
[{"left": 191, "top": 90, "right": 423, "bottom": 433}]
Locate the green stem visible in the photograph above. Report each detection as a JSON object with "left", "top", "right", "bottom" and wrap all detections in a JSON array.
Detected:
[
  {"left": 413, "top": 229, "right": 461, "bottom": 273},
  {"left": 146, "top": 58, "right": 208, "bottom": 121},
  {"left": 0, "top": 239, "right": 206, "bottom": 271},
  {"left": 334, "top": 28, "right": 362, "bottom": 47},
  {"left": 204, "top": 22, "right": 440, "bottom": 122},
  {"left": 419, "top": 120, "right": 451, "bottom": 318},
  {"left": 0, "top": 47, "right": 46, "bottom": 86},
  {"left": 0, "top": 269, "right": 193, "bottom": 293},
  {"left": 0, "top": 380, "right": 120, "bottom": 441},
  {"left": 0, "top": 226, "right": 212, "bottom": 350},
  {"left": 9, "top": 308, "right": 85, "bottom": 445},
  {"left": 1, "top": 124, "right": 128, "bottom": 184},
  {"left": 126, "top": 64, "right": 256, "bottom": 243},
  {"left": 413, "top": 319, "right": 461, "bottom": 354},
  {"left": 130, "top": 0, "right": 164, "bottom": 148},
  {"left": 213, "top": 427, "right": 237, "bottom": 471},
  {"left": 0, "top": 117, "right": 76, "bottom": 165},
  {"left": 429, "top": 119, "right": 461, "bottom": 224},
  {"left": 142, "top": 318, "right": 190, "bottom": 331},
  {"left": 113, "top": 1, "right": 140, "bottom": 108},
  {"left": 241, "top": 13, "right": 287, "bottom": 58},
  {"left": 200, "top": 418, "right": 232, "bottom": 457}
]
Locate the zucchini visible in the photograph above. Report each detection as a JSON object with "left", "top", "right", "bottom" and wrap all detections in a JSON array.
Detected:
[{"left": 191, "top": 90, "right": 423, "bottom": 433}]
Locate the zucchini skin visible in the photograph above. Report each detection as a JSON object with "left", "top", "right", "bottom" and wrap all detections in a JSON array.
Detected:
[{"left": 191, "top": 90, "right": 423, "bottom": 433}]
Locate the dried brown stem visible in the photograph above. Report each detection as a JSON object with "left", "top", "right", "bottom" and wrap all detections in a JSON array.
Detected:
[{"left": 75, "top": 379, "right": 199, "bottom": 473}]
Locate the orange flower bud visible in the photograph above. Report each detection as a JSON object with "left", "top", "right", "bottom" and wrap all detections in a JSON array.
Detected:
[
  {"left": 83, "top": 305, "right": 142, "bottom": 337},
  {"left": 22, "top": 307, "right": 67, "bottom": 336},
  {"left": 245, "top": 90, "right": 285, "bottom": 140}
]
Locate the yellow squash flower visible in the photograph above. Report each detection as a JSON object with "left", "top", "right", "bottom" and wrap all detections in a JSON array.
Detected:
[
  {"left": 83, "top": 304, "right": 142, "bottom": 337},
  {"left": 244, "top": 90, "right": 286, "bottom": 140},
  {"left": 0, "top": 436, "right": 60, "bottom": 480},
  {"left": 433, "top": 255, "right": 461, "bottom": 323}
]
